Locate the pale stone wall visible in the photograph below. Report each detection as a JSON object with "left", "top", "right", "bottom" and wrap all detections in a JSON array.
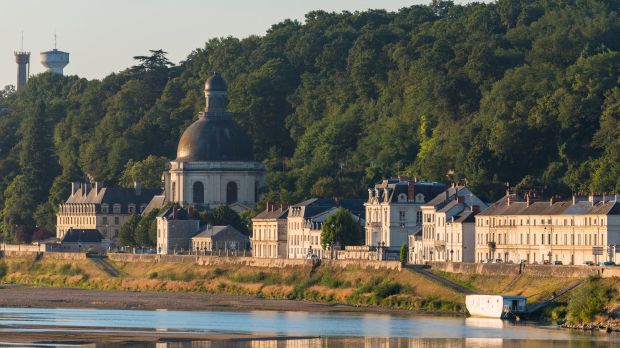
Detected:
[
  {"left": 428, "top": 261, "right": 611, "bottom": 278},
  {"left": 251, "top": 218, "right": 287, "bottom": 258}
]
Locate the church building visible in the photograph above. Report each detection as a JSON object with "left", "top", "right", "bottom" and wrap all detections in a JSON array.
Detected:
[{"left": 162, "top": 73, "right": 265, "bottom": 210}]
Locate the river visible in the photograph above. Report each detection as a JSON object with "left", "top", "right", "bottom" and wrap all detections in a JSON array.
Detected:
[{"left": 0, "top": 307, "right": 618, "bottom": 347}]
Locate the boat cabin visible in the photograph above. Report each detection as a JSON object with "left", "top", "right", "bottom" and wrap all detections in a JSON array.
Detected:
[{"left": 466, "top": 295, "right": 527, "bottom": 319}]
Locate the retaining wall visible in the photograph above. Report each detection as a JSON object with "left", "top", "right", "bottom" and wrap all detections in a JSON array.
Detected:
[
  {"left": 0, "top": 250, "right": 87, "bottom": 260},
  {"left": 108, "top": 253, "right": 402, "bottom": 270},
  {"left": 428, "top": 261, "right": 612, "bottom": 278}
]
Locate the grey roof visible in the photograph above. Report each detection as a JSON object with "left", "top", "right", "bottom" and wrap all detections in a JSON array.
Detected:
[
  {"left": 425, "top": 186, "right": 465, "bottom": 207},
  {"left": 205, "top": 72, "right": 227, "bottom": 92},
  {"left": 479, "top": 195, "right": 620, "bottom": 216},
  {"left": 61, "top": 229, "right": 104, "bottom": 243},
  {"left": 193, "top": 225, "right": 247, "bottom": 240},
  {"left": 253, "top": 207, "right": 289, "bottom": 220},
  {"left": 65, "top": 186, "right": 161, "bottom": 214},
  {"left": 158, "top": 206, "right": 194, "bottom": 220},
  {"left": 369, "top": 178, "right": 447, "bottom": 204},
  {"left": 142, "top": 195, "right": 166, "bottom": 216}
]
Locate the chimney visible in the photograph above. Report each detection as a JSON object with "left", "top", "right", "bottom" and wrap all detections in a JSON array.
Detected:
[
  {"left": 526, "top": 194, "right": 530, "bottom": 207},
  {"left": 71, "top": 181, "right": 80, "bottom": 195},
  {"left": 94, "top": 181, "right": 104, "bottom": 194},
  {"left": 84, "top": 182, "right": 92, "bottom": 195},
  {"left": 472, "top": 205, "right": 480, "bottom": 213},
  {"left": 281, "top": 204, "right": 288, "bottom": 211},
  {"left": 173, "top": 206, "right": 178, "bottom": 220},
  {"left": 188, "top": 206, "right": 194, "bottom": 217},
  {"left": 550, "top": 196, "right": 558, "bottom": 206},
  {"left": 134, "top": 181, "right": 142, "bottom": 196},
  {"left": 457, "top": 196, "right": 464, "bottom": 204},
  {"left": 573, "top": 194, "right": 577, "bottom": 205},
  {"left": 407, "top": 182, "right": 414, "bottom": 201},
  {"left": 507, "top": 196, "right": 511, "bottom": 206},
  {"left": 267, "top": 201, "right": 275, "bottom": 212},
  {"left": 398, "top": 175, "right": 409, "bottom": 182}
]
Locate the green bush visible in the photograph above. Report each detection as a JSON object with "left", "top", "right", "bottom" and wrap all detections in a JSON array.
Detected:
[
  {"left": 373, "top": 282, "right": 402, "bottom": 300},
  {"left": 567, "top": 277, "right": 615, "bottom": 324},
  {"left": 400, "top": 244, "right": 408, "bottom": 263},
  {"left": 0, "top": 261, "right": 7, "bottom": 278}
]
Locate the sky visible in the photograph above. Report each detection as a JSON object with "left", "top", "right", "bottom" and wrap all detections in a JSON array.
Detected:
[{"left": 1, "top": 0, "right": 483, "bottom": 89}]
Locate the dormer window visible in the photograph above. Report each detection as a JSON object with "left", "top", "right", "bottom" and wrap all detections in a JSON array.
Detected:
[
  {"left": 415, "top": 193, "right": 425, "bottom": 203},
  {"left": 101, "top": 204, "right": 109, "bottom": 214},
  {"left": 398, "top": 193, "right": 407, "bottom": 203},
  {"left": 113, "top": 204, "right": 121, "bottom": 214},
  {"left": 128, "top": 204, "right": 136, "bottom": 214},
  {"left": 140, "top": 204, "right": 147, "bottom": 213}
]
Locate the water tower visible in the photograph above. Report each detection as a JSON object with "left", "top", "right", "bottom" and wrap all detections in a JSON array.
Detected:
[{"left": 40, "top": 48, "right": 69, "bottom": 74}]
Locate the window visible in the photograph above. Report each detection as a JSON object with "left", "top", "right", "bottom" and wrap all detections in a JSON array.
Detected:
[
  {"left": 128, "top": 204, "right": 136, "bottom": 214},
  {"left": 399, "top": 211, "right": 406, "bottom": 221},
  {"left": 103, "top": 216, "right": 108, "bottom": 225},
  {"left": 226, "top": 182, "right": 238, "bottom": 204},
  {"left": 114, "top": 216, "right": 120, "bottom": 225},
  {"left": 113, "top": 204, "right": 121, "bottom": 214},
  {"left": 416, "top": 211, "right": 422, "bottom": 225},
  {"left": 101, "top": 204, "right": 109, "bottom": 214},
  {"left": 193, "top": 181, "right": 205, "bottom": 204}
]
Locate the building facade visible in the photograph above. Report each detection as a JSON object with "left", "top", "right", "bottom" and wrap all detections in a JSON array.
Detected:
[
  {"left": 287, "top": 198, "right": 364, "bottom": 259},
  {"left": 474, "top": 194, "right": 620, "bottom": 265},
  {"left": 192, "top": 225, "right": 250, "bottom": 253},
  {"left": 365, "top": 178, "right": 446, "bottom": 251},
  {"left": 56, "top": 182, "right": 160, "bottom": 241},
  {"left": 411, "top": 186, "right": 487, "bottom": 263},
  {"left": 251, "top": 203, "right": 288, "bottom": 258},
  {"left": 156, "top": 206, "right": 200, "bottom": 254},
  {"left": 162, "top": 73, "right": 264, "bottom": 210}
]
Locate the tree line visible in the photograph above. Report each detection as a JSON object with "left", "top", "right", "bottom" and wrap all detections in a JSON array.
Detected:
[{"left": 0, "top": 0, "right": 618, "bottom": 242}]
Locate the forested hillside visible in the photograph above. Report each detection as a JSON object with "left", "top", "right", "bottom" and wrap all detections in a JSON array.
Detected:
[{"left": 0, "top": 0, "right": 618, "bottom": 239}]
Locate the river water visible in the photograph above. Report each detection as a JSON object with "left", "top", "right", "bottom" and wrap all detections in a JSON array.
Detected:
[{"left": 0, "top": 307, "right": 618, "bottom": 347}]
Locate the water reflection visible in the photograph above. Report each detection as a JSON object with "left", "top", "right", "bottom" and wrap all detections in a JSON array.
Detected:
[{"left": 98, "top": 337, "right": 620, "bottom": 348}]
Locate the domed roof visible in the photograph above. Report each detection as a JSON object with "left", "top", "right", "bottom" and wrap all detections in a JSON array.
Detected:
[
  {"left": 205, "top": 72, "right": 227, "bottom": 92},
  {"left": 176, "top": 117, "right": 253, "bottom": 162}
]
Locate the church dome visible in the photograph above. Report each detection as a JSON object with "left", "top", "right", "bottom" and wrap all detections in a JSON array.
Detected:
[
  {"left": 205, "top": 72, "right": 227, "bottom": 92},
  {"left": 176, "top": 117, "right": 253, "bottom": 161},
  {"left": 176, "top": 73, "right": 253, "bottom": 162}
]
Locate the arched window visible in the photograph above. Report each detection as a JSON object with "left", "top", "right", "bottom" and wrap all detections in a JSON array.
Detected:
[
  {"left": 193, "top": 181, "right": 204, "bottom": 204},
  {"left": 226, "top": 182, "right": 238, "bottom": 204}
]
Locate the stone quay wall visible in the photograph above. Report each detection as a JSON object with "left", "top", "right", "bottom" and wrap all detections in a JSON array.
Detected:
[
  {"left": 427, "top": 261, "right": 620, "bottom": 278},
  {"left": 108, "top": 253, "right": 402, "bottom": 270},
  {"left": 0, "top": 250, "right": 87, "bottom": 260}
]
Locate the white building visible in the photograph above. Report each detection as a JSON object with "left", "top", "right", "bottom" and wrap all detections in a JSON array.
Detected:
[
  {"left": 251, "top": 203, "right": 289, "bottom": 258},
  {"left": 287, "top": 198, "right": 364, "bottom": 259},
  {"left": 474, "top": 193, "right": 620, "bottom": 265},
  {"left": 365, "top": 178, "right": 446, "bottom": 251},
  {"left": 162, "top": 73, "right": 265, "bottom": 211},
  {"left": 411, "top": 186, "right": 487, "bottom": 263}
]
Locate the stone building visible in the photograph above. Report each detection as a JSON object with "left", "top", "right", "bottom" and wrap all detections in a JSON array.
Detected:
[
  {"left": 287, "top": 198, "right": 364, "bottom": 259},
  {"left": 365, "top": 178, "right": 446, "bottom": 251},
  {"left": 410, "top": 186, "right": 487, "bottom": 263},
  {"left": 56, "top": 228, "right": 107, "bottom": 253},
  {"left": 162, "top": 73, "right": 265, "bottom": 211},
  {"left": 474, "top": 193, "right": 620, "bottom": 265},
  {"left": 251, "top": 203, "right": 288, "bottom": 258},
  {"left": 192, "top": 225, "right": 250, "bottom": 253},
  {"left": 156, "top": 206, "right": 200, "bottom": 254},
  {"left": 56, "top": 182, "right": 160, "bottom": 241}
]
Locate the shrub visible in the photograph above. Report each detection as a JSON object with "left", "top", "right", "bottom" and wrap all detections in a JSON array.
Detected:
[
  {"left": 0, "top": 261, "right": 7, "bottom": 278},
  {"left": 399, "top": 244, "right": 408, "bottom": 263},
  {"left": 148, "top": 271, "right": 158, "bottom": 279},
  {"left": 567, "top": 277, "right": 615, "bottom": 324},
  {"left": 373, "top": 281, "right": 401, "bottom": 301}
]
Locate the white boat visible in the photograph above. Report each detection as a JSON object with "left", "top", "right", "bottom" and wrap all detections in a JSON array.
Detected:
[{"left": 466, "top": 295, "right": 526, "bottom": 319}]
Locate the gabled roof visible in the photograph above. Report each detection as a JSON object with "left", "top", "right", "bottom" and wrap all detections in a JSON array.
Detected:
[
  {"left": 192, "top": 225, "right": 248, "bottom": 240},
  {"left": 143, "top": 195, "right": 166, "bottom": 216},
  {"left": 253, "top": 207, "right": 289, "bottom": 220},
  {"left": 61, "top": 229, "right": 104, "bottom": 243},
  {"left": 478, "top": 195, "right": 620, "bottom": 216},
  {"left": 158, "top": 206, "right": 194, "bottom": 220}
]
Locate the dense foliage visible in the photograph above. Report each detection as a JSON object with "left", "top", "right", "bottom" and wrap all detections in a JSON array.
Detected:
[
  {"left": 0, "top": 0, "right": 619, "bottom": 240},
  {"left": 321, "top": 208, "right": 361, "bottom": 251},
  {"left": 566, "top": 277, "right": 615, "bottom": 324}
]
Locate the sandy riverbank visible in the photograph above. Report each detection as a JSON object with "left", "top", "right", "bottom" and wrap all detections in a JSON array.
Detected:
[{"left": 0, "top": 284, "right": 419, "bottom": 315}]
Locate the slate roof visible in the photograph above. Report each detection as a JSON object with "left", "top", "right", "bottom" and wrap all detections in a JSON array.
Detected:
[
  {"left": 478, "top": 195, "right": 620, "bottom": 216},
  {"left": 253, "top": 207, "right": 289, "bottom": 220},
  {"left": 192, "top": 225, "right": 248, "bottom": 240},
  {"left": 65, "top": 185, "right": 161, "bottom": 214},
  {"left": 61, "top": 229, "right": 104, "bottom": 243},
  {"left": 158, "top": 206, "right": 194, "bottom": 220},
  {"left": 143, "top": 195, "right": 166, "bottom": 216},
  {"left": 369, "top": 178, "right": 447, "bottom": 204}
]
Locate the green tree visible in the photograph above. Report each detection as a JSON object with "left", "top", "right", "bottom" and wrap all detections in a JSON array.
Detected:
[
  {"left": 400, "top": 243, "right": 408, "bottom": 263},
  {"left": 119, "top": 214, "right": 141, "bottom": 247},
  {"left": 119, "top": 155, "right": 168, "bottom": 189},
  {"left": 321, "top": 208, "right": 360, "bottom": 251},
  {"left": 199, "top": 205, "right": 249, "bottom": 235},
  {"left": 134, "top": 208, "right": 160, "bottom": 247},
  {"left": 567, "top": 277, "right": 615, "bottom": 324}
]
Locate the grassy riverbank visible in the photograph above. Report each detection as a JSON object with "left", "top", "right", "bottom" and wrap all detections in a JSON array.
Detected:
[{"left": 1, "top": 255, "right": 612, "bottom": 316}]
